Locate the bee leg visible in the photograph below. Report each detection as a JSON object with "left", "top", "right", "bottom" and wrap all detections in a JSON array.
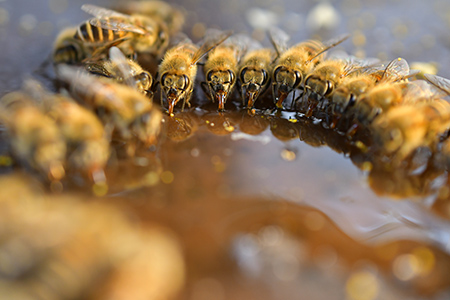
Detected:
[
  {"left": 346, "top": 122, "right": 359, "bottom": 138},
  {"left": 200, "top": 82, "right": 213, "bottom": 101},
  {"left": 290, "top": 90, "right": 296, "bottom": 111}
]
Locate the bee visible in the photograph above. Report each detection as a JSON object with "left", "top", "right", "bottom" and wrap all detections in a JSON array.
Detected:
[
  {"left": 53, "top": 4, "right": 170, "bottom": 65},
  {"left": 158, "top": 32, "right": 231, "bottom": 115},
  {"left": 302, "top": 54, "right": 379, "bottom": 116},
  {"left": 202, "top": 31, "right": 250, "bottom": 111},
  {"left": 0, "top": 92, "right": 66, "bottom": 182},
  {"left": 85, "top": 47, "right": 153, "bottom": 95},
  {"left": 238, "top": 41, "right": 275, "bottom": 109},
  {"left": 23, "top": 79, "right": 110, "bottom": 180},
  {"left": 57, "top": 65, "right": 162, "bottom": 150},
  {"left": 80, "top": 4, "right": 170, "bottom": 57},
  {"left": 372, "top": 99, "right": 450, "bottom": 160},
  {"left": 346, "top": 58, "right": 419, "bottom": 134},
  {"left": 269, "top": 28, "right": 349, "bottom": 109}
]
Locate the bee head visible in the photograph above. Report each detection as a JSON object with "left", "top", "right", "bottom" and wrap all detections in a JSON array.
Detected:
[
  {"left": 135, "top": 71, "right": 153, "bottom": 94},
  {"left": 160, "top": 72, "right": 190, "bottom": 115},
  {"left": 206, "top": 69, "right": 236, "bottom": 111},
  {"left": 272, "top": 66, "right": 302, "bottom": 108},
  {"left": 239, "top": 67, "right": 269, "bottom": 109},
  {"left": 305, "top": 74, "right": 334, "bottom": 97}
]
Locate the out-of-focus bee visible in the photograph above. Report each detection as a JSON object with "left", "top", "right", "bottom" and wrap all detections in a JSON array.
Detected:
[
  {"left": 202, "top": 31, "right": 250, "bottom": 111},
  {"left": 114, "top": 0, "right": 185, "bottom": 36},
  {"left": 85, "top": 47, "right": 153, "bottom": 95},
  {"left": 57, "top": 65, "right": 162, "bottom": 151},
  {"left": 53, "top": 4, "right": 171, "bottom": 65},
  {"left": 270, "top": 28, "right": 349, "bottom": 109},
  {"left": 302, "top": 54, "right": 379, "bottom": 117},
  {"left": 23, "top": 79, "right": 110, "bottom": 180},
  {"left": 347, "top": 58, "right": 419, "bottom": 134},
  {"left": 0, "top": 92, "right": 66, "bottom": 181},
  {"left": 372, "top": 99, "right": 450, "bottom": 160},
  {"left": 0, "top": 174, "right": 185, "bottom": 300},
  {"left": 158, "top": 32, "right": 232, "bottom": 115},
  {"left": 238, "top": 40, "right": 275, "bottom": 109}
]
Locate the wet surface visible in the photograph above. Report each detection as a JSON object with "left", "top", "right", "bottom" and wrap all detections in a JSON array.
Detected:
[{"left": 2, "top": 0, "right": 450, "bottom": 299}]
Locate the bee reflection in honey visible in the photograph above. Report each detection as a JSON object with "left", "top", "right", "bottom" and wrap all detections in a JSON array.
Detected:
[
  {"left": 202, "top": 30, "right": 250, "bottom": 111},
  {"left": 158, "top": 31, "right": 232, "bottom": 115}
]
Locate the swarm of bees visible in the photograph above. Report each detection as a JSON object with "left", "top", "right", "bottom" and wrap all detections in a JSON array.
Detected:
[{"left": 1, "top": 1, "right": 450, "bottom": 185}]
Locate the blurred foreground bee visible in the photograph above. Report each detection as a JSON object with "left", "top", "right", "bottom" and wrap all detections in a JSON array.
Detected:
[
  {"left": 238, "top": 41, "right": 275, "bottom": 109},
  {"left": 346, "top": 58, "right": 419, "bottom": 134},
  {"left": 158, "top": 32, "right": 232, "bottom": 115},
  {"left": 57, "top": 66, "right": 162, "bottom": 151},
  {"left": 270, "top": 28, "right": 349, "bottom": 109},
  {"left": 202, "top": 31, "right": 250, "bottom": 111},
  {"left": 85, "top": 46, "right": 153, "bottom": 95},
  {"left": 0, "top": 92, "right": 66, "bottom": 181},
  {"left": 23, "top": 79, "right": 110, "bottom": 180},
  {"left": 53, "top": 3, "right": 171, "bottom": 64},
  {"left": 0, "top": 175, "right": 185, "bottom": 300},
  {"left": 372, "top": 99, "right": 450, "bottom": 160}
]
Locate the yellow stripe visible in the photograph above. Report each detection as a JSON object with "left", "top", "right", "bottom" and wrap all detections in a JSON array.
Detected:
[{"left": 86, "top": 22, "right": 94, "bottom": 43}]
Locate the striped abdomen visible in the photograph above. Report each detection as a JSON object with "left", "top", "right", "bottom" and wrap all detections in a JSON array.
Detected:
[{"left": 74, "top": 20, "right": 127, "bottom": 44}]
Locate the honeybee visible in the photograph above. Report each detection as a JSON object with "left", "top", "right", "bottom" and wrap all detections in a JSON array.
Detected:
[
  {"left": 346, "top": 58, "right": 418, "bottom": 134},
  {"left": 0, "top": 92, "right": 66, "bottom": 182},
  {"left": 57, "top": 65, "right": 162, "bottom": 150},
  {"left": 238, "top": 41, "right": 275, "bottom": 109},
  {"left": 270, "top": 29, "right": 349, "bottom": 109},
  {"left": 23, "top": 79, "right": 110, "bottom": 180},
  {"left": 372, "top": 99, "right": 450, "bottom": 160},
  {"left": 53, "top": 27, "right": 90, "bottom": 65},
  {"left": 302, "top": 54, "right": 378, "bottom": 116},
  {"left": 202, "top": 31, "right": 250, "bottom": 111},
  {"left": 0, "top": 175, "right": 185, "bottom": 300},
  {"left": 53, "top": 4, "right": 170, "bottom": 65},
  {"left": 85, "top": 46, "right": 153, "bottom": 95},
  {"left": 158, "top": 32, "right": 231, "bottom": 115}
]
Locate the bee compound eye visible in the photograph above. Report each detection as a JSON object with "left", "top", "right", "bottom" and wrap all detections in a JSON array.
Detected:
[
  {"left": 161, "top": 73, "right": 169, "bottom": 86},
  {"left": 137, "top": 72, "right": 152, "bottom": 89},
  {"left": 228, "top": 70, "right": 235, "bottom": 84},
  {"left": 182, "top": 75, "right": 190, "bottom": 90},
  {"left": 240, "top": 67, "right": 248, "bottom": 83},
  {"left": 294, "top": 71, "right": 302, "bottom": 88},
  {"left": 325, "top": 80, "right": 334, "bottom": 96},
  {"left": 261, "top": 69, "right": 269, "bottom": 86},
  {"left": 207, "top": 70, "right": 214, "bottom": 82},
  {"left": 273, "top": 66, "right": 283, "bottom": 80}
]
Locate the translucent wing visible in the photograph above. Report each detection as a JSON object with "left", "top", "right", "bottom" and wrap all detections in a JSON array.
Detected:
[
  {"left": 403, "top": 79, "right": 447, "bottom": 102},
  {"left": 268, "top": 27, "right": 290, "bottom": 57},
  {"left": 224, "top": 33, "right": 252, "bottom": 61},
  {"left": 380, "top": 57, "right": 410, "bottom": 82},
  {"left": 424, "top": 74, "right": 450, "bottom": 95},
  {"left": 108, "top": 46, "right": 137, "bottom": 88},
  {"left": 82, "top": 4, "right": 131, "bottom": 20},
  {"left": 89, "top": 17, "right": 148, "bottom": 35},
  {"left": 192, "top": 30, "right": 233, "bottom": 65}
]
